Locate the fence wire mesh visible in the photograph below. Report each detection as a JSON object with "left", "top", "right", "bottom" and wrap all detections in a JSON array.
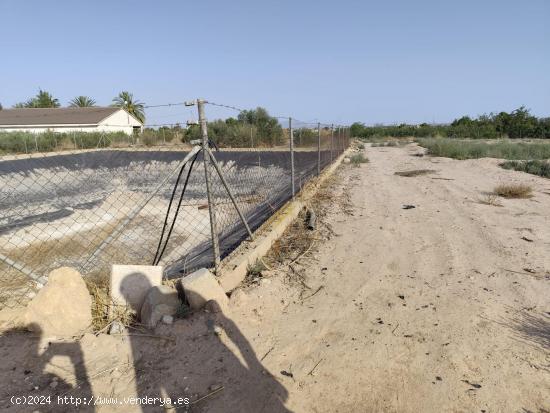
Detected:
[{"left": 0, "top": 111, "right": 349, "bottom": 310}]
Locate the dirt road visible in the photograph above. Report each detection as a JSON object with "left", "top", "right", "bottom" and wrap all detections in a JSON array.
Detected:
[
  {"left": 1, "top": 143, "right": 548, "bottom": 413},
  {"left": 223, "top": 143, "right": 550, "bottom": 412}
]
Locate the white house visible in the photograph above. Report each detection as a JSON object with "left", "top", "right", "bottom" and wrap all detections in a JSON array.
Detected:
[{"left": 0, "top": 107, "right": 143, "bottom": 134}]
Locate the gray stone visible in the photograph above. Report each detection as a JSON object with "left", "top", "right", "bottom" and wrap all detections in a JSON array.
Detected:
[
  {"left": 161, "top": 314, "right": 174, "bottom": 325},
  {"left": 178, "top": 268, "right": 228, "bottom": 311},
  {"left": 109, "top": 321, "right": 124, "bottom": 335},
  {"left": 140, "top": 285, "right": 180, "bottom": 329},
  {"left": 24, "top": 267, "right": 92, "bottom": 338},
  {"left": 110, "top": 265, "right": 163, "bottom": 313}
]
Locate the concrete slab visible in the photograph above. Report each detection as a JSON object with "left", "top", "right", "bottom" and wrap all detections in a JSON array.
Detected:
[
  {"left": 110, "top": 265, "right": 163, "bottom": 313},
  {"left": 179, "top": 268, "right": 228, "bottom": 310}
]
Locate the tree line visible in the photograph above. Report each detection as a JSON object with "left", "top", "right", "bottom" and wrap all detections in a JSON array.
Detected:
[
  {"left": 0, "top": 105, "right": 288, "bottom": 153},
  {"left": 1, "top": 89, "right": 145, "bottom": 123},
  {"left": 1, "top": 90, "right": 290, "bottom": 147},
  {"left": 351, "top": 107, "right": 550, "bottom": 140}
]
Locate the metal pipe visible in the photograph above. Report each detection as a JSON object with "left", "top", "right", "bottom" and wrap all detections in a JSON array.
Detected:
[
  {"left": 317, "top": 122, "right": 321, "bottom": 175},
  {"left": 289, "top": 117, "right": 295, "bottom": 198},
  {"left": 330, "top": 123, "right": 334, "bottom": 161},
  {"left": 198, "top": 99, "right": 221, "bottom": 273}
]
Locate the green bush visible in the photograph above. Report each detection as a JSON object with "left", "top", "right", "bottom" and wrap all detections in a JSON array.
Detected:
[
  {"left": 0, "top": 131, "right": 129, "bottom": 154},
  {"left": 349, "top": 153, "right": 368, "bottom": 166},
  {"left": 183, "top": 107, "right": 284, "bottom": 148},
  {"left": 500, "top": 160, "right": 550, "bottom": 178},
  {"left": 416, "top": 138, "right": 550, "bottom": 160}
]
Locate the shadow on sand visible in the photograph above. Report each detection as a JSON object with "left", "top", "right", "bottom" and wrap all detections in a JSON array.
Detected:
[
  {"left": 119, "top": 272, "right": 293, "bottom": 412},
  {"left": 0, "top": 270, "right": 293, "bottom": 412}
]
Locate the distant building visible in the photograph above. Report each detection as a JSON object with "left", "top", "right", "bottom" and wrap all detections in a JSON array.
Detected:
[{"left": 0, "top": 107, "right": 143, "bottom": 134}]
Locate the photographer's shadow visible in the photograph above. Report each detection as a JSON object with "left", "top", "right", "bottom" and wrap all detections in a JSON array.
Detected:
[
  {"left": 0, "top": 324, "right": 94, "bottom": 412},
  {"left": 119, "top": 273, "right": 292, "bottom": 413}
]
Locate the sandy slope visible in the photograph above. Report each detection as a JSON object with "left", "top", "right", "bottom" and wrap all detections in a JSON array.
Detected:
[{"left": 0, "top": 143, "right": 548, "bottom": 413}]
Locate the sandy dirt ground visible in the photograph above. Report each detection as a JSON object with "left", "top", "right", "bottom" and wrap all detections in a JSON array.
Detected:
[{"left": 1, "top": 143, "right": 549, "bottom": 412}]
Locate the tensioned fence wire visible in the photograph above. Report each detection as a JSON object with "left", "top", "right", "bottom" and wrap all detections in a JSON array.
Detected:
[
  {"left": 193, "top": 117, "right": 350, "bottom": 271},
  {"left": 0, "top": 110, "right": 350, "bottom": 310}
]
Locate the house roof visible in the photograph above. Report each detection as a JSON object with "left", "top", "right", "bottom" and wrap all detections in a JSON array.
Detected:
[{"left": 0, "top": 107, "right": 129, "bottom": 126}]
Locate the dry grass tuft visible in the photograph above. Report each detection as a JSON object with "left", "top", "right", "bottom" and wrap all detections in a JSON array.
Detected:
[
  {"left": 85, "top": 275, "right": 135, "bottom": 332},
  {"left": 395, "top": 169, "right": 436, "bottom": 177},
  {"left": 263, "top": 172, "right": 351, "bottom": 291},
  {"left": 245, "top": 259, "right": 267, "bottom": 283},
  {"left": 493, "top": 184, "right": 533, "bottom": 199},
  {"left": 265, "top": 209, "right": 315, "bottom": 268},
  {"left": 478, "top": 193, "right": 503, "bottom": 207},
  {"left": 349, "top": 153, "right": 368, "bottom": 166}
]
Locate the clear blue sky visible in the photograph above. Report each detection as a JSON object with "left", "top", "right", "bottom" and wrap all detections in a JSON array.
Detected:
[{"left": 0, "top": 0, "right": 548, "bottom": 126}]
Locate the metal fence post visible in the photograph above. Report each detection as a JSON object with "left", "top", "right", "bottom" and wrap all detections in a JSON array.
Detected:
[
  {"left": 336, "top": 126, "right": 339, "bottom": 155},
  {"left": 343, "top": 126, "right": 348, "bottom": 151},
  {"left": 289, "top": 117, "right": 295, "bottom": 198},
  {"left": 197, "top": 99, "right": 221, "bottom": 273},
  {"left": 330, "top": 123, "right": 334, "bottom": 162},
  {"left": 344, "top": 127, "right": 347, "bottom": 150},
  {"left": 317, "top": 122, "right": 321, "bottom": 175}
]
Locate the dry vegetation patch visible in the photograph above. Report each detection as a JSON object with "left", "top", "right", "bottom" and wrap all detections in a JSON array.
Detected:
[
  {"left": 350, "top": 153, "right": 368, "bottom": 166},
  {"left": 493, "top": 184, "right": 533, "bottom": 199},
  {"left": 85, "top": 275, "right": 135, "bottom": 333},
  {"left": 262, "top": 171, "right": 352, "bottom": 293},
  {"left": 478, "top": 193, "right": 503, "bottom": 207}
]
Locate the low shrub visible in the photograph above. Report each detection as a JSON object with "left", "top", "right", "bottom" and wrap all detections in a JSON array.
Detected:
[
  {"left": 493, "top": 184, "right": 533, "bottom": 199},
  {"left": 416, "top": 138, "right": 550, "bottom": 160},
  {"left": 500, "top": 160, "right": 550, "bottom": 178},
  {"left": 349, "top": 153, "right": 368, "bottom": 166}
]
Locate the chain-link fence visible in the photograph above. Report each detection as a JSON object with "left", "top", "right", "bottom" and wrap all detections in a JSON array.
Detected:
[{"left": 0, "top": 105, "right": 350, "bottom": 310}]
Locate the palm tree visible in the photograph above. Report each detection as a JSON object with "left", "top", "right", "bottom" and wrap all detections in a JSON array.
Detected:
[
  {"left": 69, "top": 96, "right": 96, "bottom": 107},
  {"left": 31, "top": 89, "right": 60, "bottom": 108},
  {"left": 112, "top": 91, "right": 145, "bottom": 123},
  {"left": 13, "top": 89, "right": 60, "bottom": 108}
]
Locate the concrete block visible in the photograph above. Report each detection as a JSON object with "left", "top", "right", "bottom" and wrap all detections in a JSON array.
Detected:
[
  {"left": 140, "top": 285, "right": 180, "bottom": 329},
  {"left": 179, "top": 268, "right": 228, "bottom": 311},
  {"left": 110, "top": 265, "right": 163, "bottom": 313}
]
